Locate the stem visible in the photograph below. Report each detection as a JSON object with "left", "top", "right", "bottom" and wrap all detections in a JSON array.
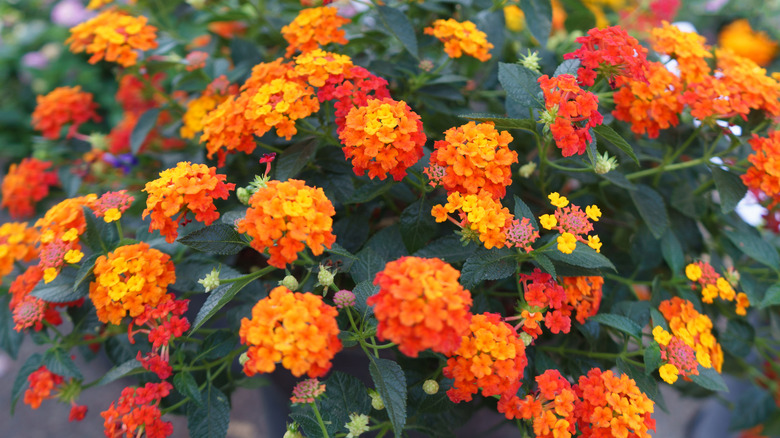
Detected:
[
  {"left": 537, "top": 345, "right": 643, "bottom": 360},
  {"left": 220, "top": 266, "right": 275, "bottom": 284},
  {"left": 311, "top": 402, "right": 330, "bottom": 438}
]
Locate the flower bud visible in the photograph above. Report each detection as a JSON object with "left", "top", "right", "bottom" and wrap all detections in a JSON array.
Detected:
[
  {"left": 89, "top": 133, "right": 109, "bottom": 151},
  {"left": 283, "top": 423, "right": 303, "bottom": 438},
  {"left": 238, "top": 352, "right": 249, "bottom": 366},
  {"left": 422, "top": 380, "right": 439, "bottom": 395},
  {"left": 593, "top": 151, "right": 619, "bottom": 175},
  {"left": 419, "top": 59, "right": 434, "bottom": 72},
  {"left": 518, "top": 162, "right": 537, "bottom": 178},
  {"left": 519, "top": 332, "right": 534, "bottom": 346},
  {"left": 186, "top": 0, "right": 207, "bottom": 8},
  {"left": 345, "top": 413, "right": 370, "bottom": 437},
  {"left": 237, "top": 187, "right": 252, "bottom": 205},
  {"left": 317, "top": 265, "right": 336, "bottom": 289},
  {"left": 369, "top": 390, "right": 385, "bottom": 410},
  {"left": 519, "top": 50, "right": 542, "bottom": 72},
  {"left": 198, "top": 267, "right": 220, "bottom": 293},
  {"left": 333, "top": 290, "right": 356, "bottom": 309},
  {"left": 280, "top": 275, "right": 299, "bottom": 291}
]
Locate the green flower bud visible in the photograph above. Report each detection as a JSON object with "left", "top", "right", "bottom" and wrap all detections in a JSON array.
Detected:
[
  {"left": 317, "top": 264, "right": 335, "bottom": 289},
  {"left": 280, "top": 275, "right": 299, "bottom": 291},
  {"left": 283, "top": 423, "right": 303, "bottom": 438},
  {"left": 237, "top": 187, "right": 252, "bottom": 205},
  {"left": 519, "top": 50, "right": 542, "bottom": 73},
  {"left": 198, "top": 267, "right": 220, "bottom": 293},
  {"left": 519, "top": 332, "right": 534, "bottom": 346},
  {"left": 238, "top": 352, "right": 249, "bottom": 366},
  {"left": 422, "top": 380, "right": 439, "bottom": 395},
  {"left": 345, "top": 413, "right": 370, "bottom": 438},
  {"left": 593, "top": 151, "right": 618, "bottom": 175},
  {"left": 518, "top": 162, "right": 537, "bottom": 178},
  {"left": 369, "top": 390, "right": 385, "bottom": 410}
]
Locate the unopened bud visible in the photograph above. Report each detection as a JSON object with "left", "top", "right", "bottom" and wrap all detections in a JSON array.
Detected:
[
  {"left": 419, "top": 59, "right": 434, "bottom": 72},
  {"left": 539, "top": 106, "right": 558, "bottom": 126},
  {"left": 369, "top": 390, "right": 385, "bottom": 410},
  {"left": 283, "top": 423, "right": 303, "bottom": 438},
  {"left": 345, "top": 413, "right": 370, "bottom": 437},
  {"left": 317, "top": 265, "right": 336, "bottom": 289},
  {"left": 198, "top": 267, "right": 220, "bottom": 293},
  {"left": 519, "top": 332, "right": 534, "bottom": 346},
  {"left": 237, "top": 187, "right": 252, "bottom": 205},
  {"left": 333, "top": 290, "right": 356, "bottom": 309},
  {"left": 518, "top": 162, "right": 537, "bottom": 178},
  {"left": 186, "top": 0, "right": 207, "bottom": 8},
  {"left": 280, "top": 275, "right": 299, "bottom": 291},
  {"left": 593, "top": 151, "right": 618, "bottom": 175},
  {"left": 422, "top": 380, "right": 439, "bottom": 395},
  {"left": 519, "top": 50, "right": 542, "bottom": 73},
  {"left": 238, "top": 352, "right": 249, "bottom": 366},
  {"left": 88, "top": 133, "right": 108, "bottom": 151}
]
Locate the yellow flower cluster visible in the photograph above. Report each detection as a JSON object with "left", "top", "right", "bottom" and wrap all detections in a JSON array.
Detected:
[
  {"left": 424, "top": 19, "right": 494, "bottom": 62},
  {"left": 432, "top": 192, "right": 513, "bottom": 249}
]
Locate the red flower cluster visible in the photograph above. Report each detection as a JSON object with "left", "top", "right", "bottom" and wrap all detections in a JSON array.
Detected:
[
  {"left": 538, "top": 74, "right": 603, "bottom": 157},
  {"left": 1, "top": 158, "right": 58, "bottom": 219},
  {"left": 31, "top": 86, "right": 101, "bottom": 139},
  {"left": 129, "top": 298, "right": 190, "bottom": 380},
  {"left": 24, "top": 366, "right": 64, "bottom": 409},
  {"left": 506, "top": 370, "right": 577, "bottom": 436},
  {"left": 562, "top": 276, "right": 603, "bottom": 325},
  {"left": 517, "top": 269, "right": 571, "bottom": 338},
  {"left": 101, "top": 382, "right": 173, "bottom": 438},
  {"left": 564, "top": 25, "right": 650, "bottom": 87}
]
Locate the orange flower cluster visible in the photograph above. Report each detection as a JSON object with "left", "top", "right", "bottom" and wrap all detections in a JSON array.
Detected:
[
  {"left": 574, "top": 368, "right": 656, "bottom": 438},
  {"left": 101, "top": 382, "right": 173, "bottom": 438},
  {"left": 539, "top": 192, "right": 602, "bottom": 254},
  {"left": 506, "top": 369, "right": 577, "bottom": 436},
  {"left": 142, "top": 162, "right": 235, "bottom": 243},
  {"left": 659, "top": 297, "right": 724, "bottom": 372},
  {"left": 180, "top": 76, "right": 238, "bottom": 139},
  {"left": 612, "top": 62, "right": 683, "bottom": 138},
  {"left": 650, "top": 22, "right": 713, "bottom": 83},
  {"left": 243, "top": 76, "right": 320, "bottom": 140},
  {"left": 564, "top": 25, "right": 650, "bottom": 87},
  {"left": 239, "top": 286, "right": 342, "bottom": 378},
  {"left": 317, "top": 65, "right": 391, "bottom": 132},
  {"left": 685, "top": 261, "right": 749, "bottom": 315},
  {"left": 718, "top": 19, "right": 778, "bottom": 67},
  {"left": 653, "top": 326, "right": 699, "bottom": 384},
  {"left": 432, "top": 191, "right": 514, "bottom": 249},
  {"left": 1, "top": 158, "right": 59, "bottom": 219},
  {"left": 743, "top": 132, "right": 780, "bottom": 207},
  {"left": 515, "top": 269, "right": 571, "bottom": 338},
  {"left": 66, "top": 10, "right": 158, "bottom": 67},
  {"left": 428, "top": 122, "right": 518, "bottom": 198},
  {"left": 10, "top": 266, "right": 67, "bottom": 333},
  {"left": 424, "top": 19, "right": 494, "bottom": 62},
  {"left": 31, "top": 86, "right": 100, "bottom": 140},
  {"left": 539, "top": 74, "right": 603, "bottom": 157},
  {"left": 281, "top": 6, "right": 350, "bottom": 57},
  {"left": 339, "top": 98, "right": 426, "bottom": 181},
  {"left": 443, "top": 313, "right": 527, "bottom": 417},
  {"left": 562, "top": 276, "right": 603, "bottom": 325},
  {"left": 24, "top": 366, "right": 64, "bottom": 409},
  {"left": 0, "top": 222, "right": 39, "bottom": 282},
  {"left": 89, "top": 243, "right": 176, "bottom": 325},
  {"left": 368, "top": 257, "right": 473, "bottom": 357},
  {"left": 237, "top": 179, "right": 336, "bottom": 268},
  {"left": 36, "top": 194, "right": 98, "bottom": 283},
  {"left": 294, "top": 49, "right": 354, "bottom": 88}
]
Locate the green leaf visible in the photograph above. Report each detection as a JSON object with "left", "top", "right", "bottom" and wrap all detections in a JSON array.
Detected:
[
  {"left": 588, "top": 313, "right": 643, "bottom": 339},
  {"left": 74, "top": 253, "right": 100, "bottom": 293},
  {"left": 459, "top": 113, "right": 537, "bottom": 133},
  {"left": 11, "top": 353, "right": 43, "bottom": 414},
  {"left": 544, "top": 242, "right": 616, "bottom": 271},
  {"left": 724, "top": 224, "right": 780, "bottom": 271},
  {"left": 630, "top": 184, "right": 669, "bottom": 239},
  {"left": 187, "top": 385, "right": 230, "bottom": 438},
  {"left": 616, "top": 357, "right": 666, "bottom": 411},
  {"left": 130, "top": 109, "right": 160, "bottom": 155},
  {"left": 712, "top": 167, "right": 747, "bottom": 214},
  {"left": 58, "top": 167, "right": 82, "bottom": 198},
  {"left": 721, "top": 319, "right": 754, "bottom": 357},
  {"left": 43, "top": 348, "right": 82, "bottom": 380},
  {"left": 413, "top": 235, "right": 477, "bottom": 263},
  {"left": 0, "top": 295, "right": 23, "bottom": 359},
  {"left": 347, "top": 179, "right": 395, "bottom": 204},
  {"left": 200, "top": 330, "right": 237, "bottom": 360},
  {"left": 400, "top": 199, "right": 437, "bottom": 253},
  {"left": 190, "top": 271, "right": 263, "bottom": 333},
  {"left": 94, "top": 359, "right": 145, "bottom": 386},
  {"left": 353, "top": 281, "right": 378, "bottom": 317},
  {"left": 690, "top": 366, "right": 729, "bottom": 392},
  {"left": 275, "top": 138, "right": 317, "bottom": 181},
  {"left": 520, "top": 0, "right": 552, "bottom": 47},
  {"left": 175, "top": 371, "right": 202, "bottom": 406},
  {"left": 82, "top": 206, "right": 119, "bottom": 253},
  {"left": 321, "top": 372, "right": 372, "bottom": 435},
  {"left": 730, "top": 387, "right": 777, "bottom": 431},
  {"left": 376, "top": 6, "right": 418, "bottom": 58},
  {"left": 178, "top": 224, "right": 247, "bottom": 255},
  {"left": 660, "top": 229, "right": 683, "bottom": 273},
  {"left": 643, "top": 342, "right": 662, "bottom": 374},
  {"left": 559, "top": 0, "right": 596, "bottom": 31},
  {"left": 232, "top": 376, "right": 269, "bottom": 389},
  {"left": 533, "top": 253, "right": 556, "bottom": 277},
  {"left": 32, "top": 269, "right": 88, "bottom": 303},
  {"left": 369, "top": 358, "right": 407, "bottom": 438},
  {"left": 513, "top": 195, "right": 539, "bottom": 231},
  {"left": 650, "top": 309, "right": 668, "bottom": 331},
  {"left": 498, "top": 62, "right": 543, "bottom": 110},
  {"left": 761, "top": 284, "right": 780, "bottom": 308},
  {"left": 599, "top": 170, "right": 636, "bottom": 190},
  {"left": 460, "top": 248, "right": 517, "bottom": 289},
  {"left": 593, "top": 124, "right": 639, "bottom": 165},
  {"left": 351, "top": 247, "right": 386, "bottom": 284},
  {"left": 553, "top": 59, "right": 580, "bottom": 77}
]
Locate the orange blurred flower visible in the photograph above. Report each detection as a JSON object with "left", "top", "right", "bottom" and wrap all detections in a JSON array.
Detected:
[
  {"left": 239, "top": 286, "right": 342, "bottom": 378},
  {"left": 659, "top": 297, "right": 724, "bottom": 372},
  {"left": 31, "top": 86, "right": 100, "bottom": 140},
  {"left": 650, "top": 21, "right": 712, "bottom": 84},
  {"left": 101, "top": 382, "right": 173, "bottom": 438},
  {"left": 1, "top": 158, "right": 58, "bottom": 219},
  {"left": 90, "top": 242, "right": 176, "bottom": 325},
  {"left": 0, "top": 222, "right": 39, "bottom": 283},
  {"left": 67, "top": 10, "right": 158, "bottom": 67},
  {"left": 293, "top": 49, "right": 353, "bottom": 88},
  {"left": 718, "top": 19, "right": 778, "bottom": 67},
  {"left": 208, "top": 21, "right": 248, "bottom": 39},
  {"left": 432, "top": 191, "right": 514, "bottom": 249},
  {"left": 181, "top": 76, "right": 239, "bottom": 140},
  {"left": 562, "top": 276, "right": 603, "bottom": 325},
  {"left": 200, "top": 94, "right": 258, "bottom": 167},
  {"left": 424, "top": 19, "right": 494, "bottom": 62},
  {"left": 142, "top": 162, "right": 235, "bottom": 243},
  {"left": 281, "top": 6, "right": 350, "bottom": 57},
  {"left": 613, "top": 61, "right": 683, "bottom": 138},
  {"left": 237, "top": 179, "right": 336, "bottom": 269},
  {"left": 339, "top": 98, "right": 426, "bottom": 181},
  {"left": 23, "top": 366, "right": 64, "bottom": 410},
  {"left": 368, "top": 257, "right": 473, "bottom": 357}
]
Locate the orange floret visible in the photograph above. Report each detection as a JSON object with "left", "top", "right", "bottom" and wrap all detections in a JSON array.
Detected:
[
  {"left": 650, "top": 21, "right": 712, "bottom": 84},
  {"left": 368, "top": 257, "right": 473, "bottom": 357},
  {"left": 742, "top": 133, "right": 780, "bottom": 207},
  {"left": 89, "top": 242, "right": 176, "bottom": 325},
  {"left": 0, "top": 222, "right": 38, "bottom": 283},
  {"left": 443, "top": 313, "right": 527, "bottom": 416},
  {"left": 659, "top": 297, "right": 724, "bottom": 372},
  {"left": 142, "top": 162, "right": 235, "bottom": 243},
  {"left": 237, "top": 179, "right": 336, "bottom": 269},
  {"left": 612, "top": 61, "right": 684, "bottom": 138},
  {"left": 66, "top": 10, "right": 158, "bottom": 67},
  {"left": 428, "top": 122, "right": 517, "bottom": 199},
  {"left": 31, "top": 86, "right": 101, "bottom": 140},
  {"left": 23, "top": 366, "right": 64, "bottom": 410},
  {"left": 562, "top": 276, "right": 603, "bottom": 325},
  {"left": 200, "top": 93, "right": 258, "bottom": 167},
  {"left": 281, "top": 6, "right": 350, "bottom": 57},
  {"left": 242, "top": 58, "right": 296, "bottom": 92},
  {"left": 339, "top": 98, "right": 426, "bottom": 181},
  {"left": 718, "top": 19, "right": 778, "bottom": 67},
  {"left": 432, "top": 191, "right": 514, "bottom": 249},
  {"left": 505, "top": 369, "right": 577, "bottom": 435},
  {"left": 539, "top": 74, "right": 603, "bottom": 157},
  {"left": 180, "top": 76, "right": 238, "bottom": 140},
  {"left": 1, "top": 158, "right": 58, "bottom": 219},
  {"left": 574, "top": 368, "right": 656, "bottom": 438},
  {"left": 293, "top": 49, "right": 354, "bottom": 88},
  {"left": 424, "top": 19, "right": 494, "bottom": 62},
  {"left": 239, "top": 286, "right": 342, "bottom": 378}
]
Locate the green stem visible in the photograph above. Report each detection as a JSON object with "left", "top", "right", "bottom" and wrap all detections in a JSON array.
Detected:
[
  {"left": 538, "top": 345, "right": 643, "bottom": 360},
  {"left": 311, "top": 402, "right": 330, "bottom": 438},
  {"left": 220, "top": 266, "right": 275, "bottom": 284}
]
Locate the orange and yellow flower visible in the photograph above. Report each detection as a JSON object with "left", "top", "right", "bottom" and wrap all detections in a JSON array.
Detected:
[
  {"left": 200, "top": 94, "right": 258, "bottom": 167},
  {"left": 143, "top": 162, "right": 235, "bottom": 243},
  {"left": 243, "top": 76, "right": 320, "bottom": 140},
  {"left": 1, "top": 158, "right": 59, "bottom": 219},
  {"left": 538, "top": 193, "right": 602, "bottom": 253},
  {"left": 650, "top": 21, "right": 712, "bottom": 84},
  {"left": 742, "top": 132, "right": 780, "bottom": 208},
  {"left": 368, "top": 257, "right": 473, "bottom": 357},
  {"left": 0, "top": 222, "right": 39, "bottom": 283},
  {"left": 293, "top": 49, "right": 354, "bottom": 88},
  {"left": 562, "top": 276, "right": 603, "bottom": 325},
  {"left": 428, "top": 122, "right": 517, "bottom": 199},
  {"left": 653, "top": 326, "right": 699, "bottom": 384},
  {"left": 612, "top": 61, "right": 683, "bottom": 138},
  {"left": 237, "top": 179, "right": 336, "bottom": 269},
  {"left": 432, "top": 191, "right": 514, "bottom": 249},
  {"left": 506, "top": 369, "right": 577, "bottom": 434},
  {"left": 659, "top": 297, "right": 724, "bottom": 372},
  {"left": 684, "top": 261, "right": 749, "bottom": 315},
  {"left": 66, "top": 10, "right": 158, "bottom": 67},
  {"left": 424, "top": 19, "right": 494, "bottom": 62},
  {"left": 718, "top": 19, "right": 778, "bottom": 67},
  {"left": 36, "top": 194, "right": 98, "bottom": 282},
  {"left": 538, "top": 75, "right": 603, "bottom": 157},
  {"left": 281, "top": 6, "right": 350, "bottom": 57},
  {"left": 239, "top": 286, "right": 342, "bottom": 378},
  {"left": 339, "top": 98, "right": 426, "bottom": 181},
  {"left": 89, "top": 243, "right": 176, "bottom": 325},
  {"left": 180, "top": 76, "right": 238, "bottom": 140},
  {"left": 32, "top": 86, "right": 101, "bottom": 140}
]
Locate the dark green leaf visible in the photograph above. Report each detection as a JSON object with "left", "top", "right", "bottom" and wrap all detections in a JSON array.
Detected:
[
  {"left": 594, "top": 124, "right": 639, "bottom": 165},
  {"left": 187, "top": 385, "right": 230, "bottom": 438},
  {"left": 630, "top": 184, "right": 669, "bottom": 239},
  {"left": 616, "top": 357, "right": 666, "bottom": 411},
  {"left": 459, "top": 113, "right": 537, "bottom": 133},
  {"left": 521, "top": 0, "right": 552, "bottom": 47},
  {"left": 275, "top": 139, "right": 317, "bottom": 181},
  {"left": 400, "top": 199, "right": 437, "bottom": 253},
  {"left": 643, "top": 342, "right": 662, "bottom": 374},
  {"left": 533, "top": 253, "right": 556, "bottom": 277},
  {"left": 369, "top": 358, "right": 407, "bottom": 438},
  {"left": 712, "top": 167, "right": 747, "bottom": 214},
  {"left": 11, "top": 353, "right": 43, "bottom": 414},
  {"left": 353, "top": 281, "right": 378, "bottom": 317},
  {"left": 553, "top": 59, "right": 580, "bottom": 77},
  {"left": 58, "top": 167, "right": 82, "bottom": 198},
  {"left": 588, "top": 313, "right": 643, "bottom": 339},
  {"left": 460, "top": 248, "right": 516, "bottom": 289},
  {"left": 130, "top": 109, "right": 160, "bottom": 155},
  {"left": 321, "top": 372, "right": 372, "bottom": 435},
  {"left": 498, "top": 62, "right": 543, "bottom": 110},
  {"left": 32, "top": 269, "right": 87, "bottom": 303},
  {"left": 721, "top": 319, "right": 754, "bottom": 357},
  {"left": 74, "top": 253, "right": 100, "bottom": 293},
  {"left": 351, "top": 247, "right": 386, "bottom": 284},
  {"left": 690, "top": 366, "right": 729, "bottom": 392},
  {"left": 413, "top": 235, "right": 477, "bottom": 263},
  {"left": 730, "top": 387, "right": 778, "bottom": 430},
  {"left": 761, "top": 284, "right": 780, "bottom": 308},
  {"left": 190, "top": 272, "right": 260, "bottom": 333},
  {"left": 326, "top": 243, "right": 358, "bottom": 260},
  {"left": 0, "top": 295, "right": 23, "bottom": 359},
  {"left": 660, "top": 229, "right": 684, "bottom": 273},
  {"left": 94, "top": 359, "right": 145, "bottom": 386},
  {"left": 513, "top": 195, "right": 539, "bottom": 231},
  {"left": 723, "top": 224, "right": 780, "bottom": 270},
  {"left": 200, "top": 331, "right": 237, "bottom": 360},
  {"left": 232, "top": 376, "right": 269, "bottom": 389},
  {"left": 544, "top": 242, "right": 616, "bottom": 271},
  {"left": 376, "top": 6, "right": 418, "bottom": 58},
  {"left": 560, "top": 0, "right": 596, "bottom": 32},
  {"left": 347, "top": 179, "right": 394, "bottom": 204},
  {"left": 82, "top": 206, "right": 119, "bottom": 253},
  {"left": 599, "top": 170, "right": 636, "bottom": 190},
  {"left": 175, "top": 372, "right": 202, "bottom": 406},
  {"left": 43, "top": 348, "right": 82, "bottom": 380},
  {"left": 178, "top": 224, "right": 247, "bottom": 255}
]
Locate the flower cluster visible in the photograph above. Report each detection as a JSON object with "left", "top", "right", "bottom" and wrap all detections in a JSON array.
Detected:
[
  {"left": 743, "top": 132, "right": 780, "bottom": 208},
  {"left": 243, "top": 76, "right": 320, "bottom": 140},
  {"left": 294, "top": 49, "right": 354, "bottom": 88},
  {"left": 432, "top": 192, "right": 514, "bottom": 249},
  {"left": 659, "top": 297, "right": 724, "bottom": 372},
  {"left": 504, "top": 217, "right": 540, "bottom": 252},
  {"left": 129, "top": 298, "right": 190, "bottom": 380},
  {"left": 717, "top": 19, "right": 778, "bottom": 67},
  {"left": 424, "top": 19, "right": 494, "bottom": 62},
  {"left": 290, "top": 379, "right": 326, "bottom": 404},
  {"left": 317, "top": 66, "right": 391, "bottom": 132},
  {"left": 507, "top": 370, "right": 577, "bottom": 436},
  {"left": 92, "top": 190, "right": 135, "bottom": 223},
  {"left": 339, "top": 98, "right": 426, "bottom": 181},
  {"left": 89, "top": 243, "right": 177, "bottom": 325},
  {"left": 239, "top": 286, "right": 342, "bottom": 378},
  {"left": 653, "top": 326, "right": 699, "bottom": 384},
  {"left": 24, "top": 366, "right": 64, "bottom": 409},
  {"left": 1, "top": 158, "right": 59, "bottom": 219},
  {"left": 685, "top": 261, "right": 749, "bottom": 315},
  {"left": 562, "top": 276, "right": 603, "bottom": 325},
  {"left": 101, "top": 382, "right": 173, "bottom": 438},
  {"left": 31, "top": 86, "right": 100, "bottom": 139},
  {"left": 142, "top": 162, "right": 235, "bottom": 242},
  {"left": 516, "top": 269, "right": 571, "bottom": 337},
  {"left": 564, "top": 25, "right": 650, "bottom": 87},
  {"left": 538, "top": 74, "right": 603, "bottom": 157},
  {"left": 0, "top": 222, "right": 38, "bottom": 282},
  {"left": 539, "top": 192, "right": 602, "bottom": 254},
  {"left": 443, "top": 313, "right": 528, "bottom": 419},
  {"left": 237, "top": 179, "right": 336, "bottom": 268},
  {"left": 427, "top": 122, "right": 518, "bottom": 198},
  {"left": 180, "top": 76, "right": 238, "bottom": 139},
  {"left": 281, "top": 6, "right": 350, "bottom": 57},
  {"left": 66, "top": 10, "right": 158, "bottom": 67},
  {"left": 368, "top": 257, "right": 473, "bottom": 357},
  {"left": 10, "top": 266, "right": 66, "bottom": 332},
  {"left": 36, "top": 194, "right": 98, "bottom": 283},
  {"left": 650, "top": 21, "right": 712, "bottom": 83},
  {"left": 612, "top": 62, "right": 683, "bottom": 138}
]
